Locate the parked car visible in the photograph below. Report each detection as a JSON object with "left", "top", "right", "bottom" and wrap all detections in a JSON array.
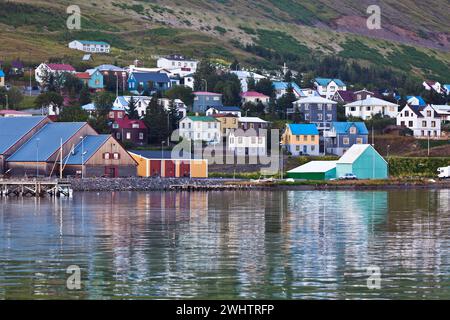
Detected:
[
  {"left": 437, "top": 166, "right": 450, "bottom": 179},
  {"left": 339, "top": 173, "right": 358, "bottom": 180}
]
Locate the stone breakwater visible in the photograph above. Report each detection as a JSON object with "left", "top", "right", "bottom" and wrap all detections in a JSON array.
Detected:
[{"left": 69, "top": 178, "right": 230, "bottom": 192}]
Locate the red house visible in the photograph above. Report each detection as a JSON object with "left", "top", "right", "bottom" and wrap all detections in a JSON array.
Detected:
[{"left": 111, "top": 116, "right": 148, "bottom": 146}]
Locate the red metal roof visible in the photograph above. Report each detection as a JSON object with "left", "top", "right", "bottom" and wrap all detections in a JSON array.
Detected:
[
  {"left": 75, "top": 72, "right": 90, "bottom": 79},
  {"left": 241, "top": 91, "right": 269, "bottom": 98},
  {"left": 47, "top": 64, "right": 76, "bottom": 72}
]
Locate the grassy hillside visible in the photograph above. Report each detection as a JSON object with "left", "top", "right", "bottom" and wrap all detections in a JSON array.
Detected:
[{"left": 0, "top": 0, "right": 448, "bottom": 85}]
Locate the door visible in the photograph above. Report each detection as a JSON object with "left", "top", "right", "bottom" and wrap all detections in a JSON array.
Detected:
[
  {"left": 164, "top": 160, "right": 176, "bottom": 178},
  {"left": 179, "top": 161, "right": 191, "bottom": 178},
  {"left": 105, "top": 166, "right": 118, "bottom": 178},
  {"left": 150, "top": 160, "right": 162, "bottom": 177}
]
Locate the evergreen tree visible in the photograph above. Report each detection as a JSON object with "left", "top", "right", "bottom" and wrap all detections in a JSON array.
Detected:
[
  {"left": 168, "top": 100, "right": 180, "bottom": 132},
  {"left": 144, "top": 94, "right": 170, "bottom": 144},
  {"left": 58, "top": 105, "right": 89, "bottom": 122},
  {"left": 255, "top": 78, "right": 275, "bottom": 98},
  {"left": 79, "top": 85, "right": 91, "bottom": 106},
  {"left": 247, "top": 76, "right": 256, "bottom": 91},
  {"left": 93, "top": 92, "right": 115, "bottom": 117},
  {"left": 126, "top": 96, "right": 139, "bottom": 119}
]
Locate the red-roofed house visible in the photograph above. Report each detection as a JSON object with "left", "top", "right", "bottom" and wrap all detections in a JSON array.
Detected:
[
  {"left": 35, "top": 63, "right": 77, "bottom": 85},
  {"left": 241, "top": 91, "right": 270, "bottom": 105},
  {"left": 111, "top": 116, "right": 148, "bottom": 146}
]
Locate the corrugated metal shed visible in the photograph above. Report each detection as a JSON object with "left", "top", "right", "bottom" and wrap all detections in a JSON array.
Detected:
[
  {"left": 287, "top": 161, "right": 337, "bottom": 180},
  {"left": 0, "top": 116, "right": 47, "bottom": 154},
  {"left": 64, "top": 135, "right": 109, "bottom": 165},
  {"left": 7, "top": 122, "right": 86, "bottom": 162}
]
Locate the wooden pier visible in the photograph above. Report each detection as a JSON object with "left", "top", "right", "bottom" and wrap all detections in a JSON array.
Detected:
[{"left": 0, "top": 180, "right": 73, "bottom": 197}]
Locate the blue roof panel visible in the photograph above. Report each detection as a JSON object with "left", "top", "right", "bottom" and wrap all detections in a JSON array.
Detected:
[
  {"left": 288, "top": 123, "right": 319, "bottom": 135},
  {"left": 7, "top": 122, "right": 86, "bottom": 162},
  {"left": 0, "top": 116, "right": 47, "bottom": 154},
  {"left": 132, "top": 72, "right": 170, "bottom": 84},
  {"left": 0, "top": 70, "right": 5, "bottom": 77},
  {"left": 65, "top": 135, "right": 109, "bottom": 165},
  {"left": 331, "top": 122, "right": 368, "bottom": 135}
]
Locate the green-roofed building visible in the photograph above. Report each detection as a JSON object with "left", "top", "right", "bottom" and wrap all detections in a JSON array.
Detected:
[{"left": 179, "top": 116, "right": 221, "bottom": 144}]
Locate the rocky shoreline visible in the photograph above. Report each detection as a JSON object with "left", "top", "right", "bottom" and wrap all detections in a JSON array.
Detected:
[{"left": 67, "top": 177, "right": 450, "bottom": 192}]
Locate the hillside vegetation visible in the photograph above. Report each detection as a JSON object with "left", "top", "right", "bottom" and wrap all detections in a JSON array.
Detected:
[{"left": 0, "top": 0, "right": 449, "bottom": 86}]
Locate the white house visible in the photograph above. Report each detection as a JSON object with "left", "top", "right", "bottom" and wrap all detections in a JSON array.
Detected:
[
  {"left": 397, "top": 105, "right": 441, "bottom": 138},
  {"left": 206, "top": 106, "right": 242, "bottom": 117},
  {"left": 68, "top": 40, "right": 110, "bottom": 53},
  {"left": 228, "top": 128, "right": 267, "bottom": 156},
  {"left": 113, "top": 96, "right": 151, "bottom": 118},
  {"left": 179, "top": 116, "right": 221, "bottom": 144},
  {"left": 158, "top": 98, "right": 187, "bottom": 118},
  {"left": 35, "top": 63, "right": 76, "bottom": 85},
  {"left": 241, "top": 91, "right": 270, "bottom": 105},
  {"left": 431, "top": 105, "right": 450, "bottom": 121},
  {"left": 314, "top": 78, "right": 347, "bottom": 98},
  {"left": 345, "top": 97, "right": 399, "bottom": 120},
  {"left": 230, "top": 70, "right": 266, "bottom": 92},
  {"left": 157, "top": 54, "right": 198, "bottom": 75},
  {"left": 422, "top": 81, "right": 442, "bottom": 94}
]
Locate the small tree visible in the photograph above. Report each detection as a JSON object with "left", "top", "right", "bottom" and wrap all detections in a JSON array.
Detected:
[
  {"left": 126, "top": 96, "right": 140, "bottom": 119},
  {"left": 93, "top": 92, "right": 115, "bottom": 117},
  {"left": 79, "top": 84, "right": 91, "bottom": 106}
]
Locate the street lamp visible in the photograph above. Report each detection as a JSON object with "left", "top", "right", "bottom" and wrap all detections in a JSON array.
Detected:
[
  {"left": 387, "top": 144, "right": 390, "bottom": 158},
  {"left": 36, "top": 138, "right": 40, "bottom": 178},
  {"left": 80, "top": 136, "right": 85, "bottom": 179}
]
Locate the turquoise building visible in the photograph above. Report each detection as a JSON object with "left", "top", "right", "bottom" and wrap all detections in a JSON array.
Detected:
[
  {"left": 88, "top": 69, "right": 104, "bottom": 90},
  {"left": 336, "top": 144, "right": 388, "bottom": 179},
  {"left": 287, "top": 144, "right": 389, "bottom": 180}
]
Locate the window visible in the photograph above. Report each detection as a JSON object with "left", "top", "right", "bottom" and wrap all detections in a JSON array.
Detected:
[
  {"left": 126, "top": 132, "right": 131, "bottom": 140},
  {"left": 112, "top": 123, "right": 119, "bottom": 129},
  {"left": 103, "top": 153, "right": 111, "bottom": 160},
  {"left": 405, "top": 111, "right": 409, "bottom": 117},
  {"left": 427, "top": 110, "right": 432, "bottom": 117},
  {"left": 366, "top": 107, "right": 371, "bottom": 111},
  {"left": 318, "top": 104, "right": 323, "bottom": 110},
  {"left": 188, "top": 123, "right": 191, "bottom": 129},
  {"left": 296, "top": 135, "right": 300, "bottom": 141},
  {"left": 327, "top": 104, "right": 332, "bottom": 111},
  {"left": 115, "top": 133, "right": 121, "bottom": 139},
  {"left": 311, "top": 145, "right": 315, "bottom": 151},
  {"left": 343, "top": 137, "right": 350, "bottom": 145},
  {"left": 422, "top": 121, "right": 427, "bottom": 127},
  {"left": 350, "top": 107, "right": 356, "bottom": 112},
  {"left": 109, "top": 111, "right": 115, "bottom": 118},
  {"left": 213, "top": 97, "right": 220, "bottom": 101},
  {"left": 238, "top": 137, "right": 243, "bottom": 144},
  {"left": 113, "top": 153, "right": 120, "bottom": 160},
  {"left": 305, "top": 113, "right": 309, "bottom": 120},
  {"left": 431, "top": 121, "right": 436, "bottom": 127},
  {"left": 350, "top": 127, "right": 357, "bottom": 134},
  {"left": 182, "top": 123, "right": 185, "bottom": 129},
  {"left": 310, "top": 135, "right": 316, "bottom": 142},
  {"left": 139, "top": 132, "right": 144, "bottom": 140},
  {"left": 327, "top": 114, "right": 332, "bottom": 121},
  {"left": 318, "top": 114, "right": 323, "bottom": 121},
  {"left": 409, "top": 121, "right": 413, "bottom": 127},
  {"left": 132, "top": 123, "right": 139, "bottom": 129},
  {"left": 296, "top": 146, "right": 300, "bottom": 151},
  {"left": 118, "top": 112, "right": 123, "bottom": 119},
  {"left": 230, "top": 137, "right": 234, "bottom": 144},
  {"left": 258, "top": 137, "right": 263, "bottom": 144},
  {"left": 304, "top": 104, "right": 309, "bottom": 110},
  {"left": 356, "top": 138, "right": 363, "bottom": 144}
]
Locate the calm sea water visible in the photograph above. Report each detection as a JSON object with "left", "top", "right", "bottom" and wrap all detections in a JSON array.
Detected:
[{"left": 0, "top": 190, "right": 449, "bottom": 300}]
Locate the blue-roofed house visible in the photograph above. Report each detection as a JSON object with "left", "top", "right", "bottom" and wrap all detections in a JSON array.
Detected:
[
  {"left": 324, "top": 122, "right": 369, "bottom": 156},
  {"left": 273, "top": 81, "right": 304, "bottom": 99},
  {"left": 0, "top": 116, "right": 50, "bottom": 173},
  {"left": 128, "top": 72, "right": 171, "bottom": 95},
  {"left": 63, "top": 135, "right": 137, "bottom": 178},
  {"left": 406, "top": 96, "right": 426, "bottom": 107},
  {"left": 6, "top": 122, "right": 97, "bottom": 176},
  {"left": 443, "top": 84, "right": 450, "bottom": 95},
  {"left": 206, "top": 106, "right": 242, "bottom": 117},
  {"left": 0, "top": 69, "right": 5, "bottom": 87},
  {"left": 314, "top": 78, "right": 347, "bottom": 98},
  {"left": 69, "top": 40, "right": 111, "bottom": 53},
  {"left": 281, "top": 123, "right": 320, "bottom": 156},
  {"left": 193, "top": 92, "right": 223, "bottom": 113}
]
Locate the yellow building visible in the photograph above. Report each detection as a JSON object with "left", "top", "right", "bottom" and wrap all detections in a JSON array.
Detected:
[
  {"left": 129, "top": 151, "right": 208, "bottom": 178},
  {"left": 212, "top": 114, "right": 239, "bottom": 136},
  {"left": 281, "top": 123, "right": 320, "bottom": 156}
]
